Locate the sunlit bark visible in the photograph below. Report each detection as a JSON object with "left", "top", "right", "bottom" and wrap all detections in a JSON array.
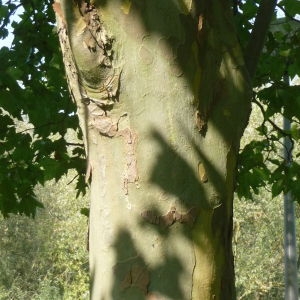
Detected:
[{"left": 55, "top": 0, "right": 251, "bottom": 299}]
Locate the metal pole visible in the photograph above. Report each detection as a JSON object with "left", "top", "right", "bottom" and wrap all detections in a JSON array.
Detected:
[{"left": 283, "top": 75, "right": 298, "bottom": 300}]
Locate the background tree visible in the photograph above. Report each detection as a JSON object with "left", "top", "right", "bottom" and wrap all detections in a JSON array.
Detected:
[
  {"left": 0, "top": 0, "right": 299, "bottom": 299},
  {"left": 0, "top": 175, "right": 89, "bottom": 299}
]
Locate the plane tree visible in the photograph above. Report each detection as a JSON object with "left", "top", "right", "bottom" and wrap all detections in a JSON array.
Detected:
[{"left": 0, "top": 0, "right": 299, "bottom": 299}]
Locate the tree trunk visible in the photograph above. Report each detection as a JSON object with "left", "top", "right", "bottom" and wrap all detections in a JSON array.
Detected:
[{"left": 55, "top": 0, "right": 251, "bottom": 299}]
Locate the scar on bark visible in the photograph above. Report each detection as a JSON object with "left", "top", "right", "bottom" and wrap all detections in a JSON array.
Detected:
[{"left": 141, "top": 206, "right": 198, "bottom": 228}]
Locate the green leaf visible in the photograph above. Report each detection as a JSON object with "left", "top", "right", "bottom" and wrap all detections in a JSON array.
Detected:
[
  {"left": 0, "top": 5, "right": 9, "bottom": 19},
  {"left": 280, "top": 0, "right": 300, "bottom": 16},
  {"left": 80, "top": 207, "right": 89, "bottom": 217},
  {"left": 40, "top": 157, "right": 68, "bottom": 182},
  {"left": 271, "top": 179, "right": 284, "bottom": 198},
  {"left": 18, "top": 195, "right": 44, "bottom": 218},
  {"left": 279, "top": 49, "right": 291, "bottom": 57}
]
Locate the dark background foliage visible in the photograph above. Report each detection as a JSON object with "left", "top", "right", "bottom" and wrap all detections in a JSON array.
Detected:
[{"left": 0, "top": 0, "right": 86, "bottom": 216}]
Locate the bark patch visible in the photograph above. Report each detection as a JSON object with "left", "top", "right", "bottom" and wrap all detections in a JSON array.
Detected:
[
  {"left": 141, "top": 206, "right": 198, "bottom": 228},
  {"left": 87, "top": 107, "right": 139, "bottom": 191}
]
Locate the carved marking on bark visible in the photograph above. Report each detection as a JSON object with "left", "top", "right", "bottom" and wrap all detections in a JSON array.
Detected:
[
  {"left": 141, "top": 207, "right": 198, "bottom": 228},
  {"left": 81, "top": 71, "right": 122, "bottom": 108}
]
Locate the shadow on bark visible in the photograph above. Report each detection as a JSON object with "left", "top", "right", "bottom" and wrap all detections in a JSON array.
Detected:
[
  {"left": 108, "top": 229, "right": 184, "bottom": 300},
  {"left": 103, "top": 127, "right": 236, "bottom": 298},
  {"left": 86, "top": 1, "right": 249, "bottom": 298},
  {"left": 99, "top": 0, "right": 199, "bottom": 89}
]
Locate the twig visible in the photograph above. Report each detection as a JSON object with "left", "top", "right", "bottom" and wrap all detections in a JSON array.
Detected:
[
  {"left": 252, "top": 97, "right": 294, "bottom": 159},
  {"left": 0, "top": 3, "right": 22, "bottom": 31},
  {"left": 252, "top": 98, "right": 287, "bottom": 135},
  {"left": 66, "top": 142, "right": 84, "bottom": 147},
  {"left": 67, "top": 173, "right": 79, "bottom": 185}
]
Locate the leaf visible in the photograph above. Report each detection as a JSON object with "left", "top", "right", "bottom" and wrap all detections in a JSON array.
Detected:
[
  {"left": 279, "top": 49, "right": 291, "bottom": 57},
  {"left": 80, "top": 207, "right": 89, "bottom": 217},
  {"left": 271, "top": 179, "right": 284, "bottom": 198},
  {"left": 280, "top": 0, "right": 300, "bottom": 16},
  {"left": 40, "top": 157, "right": 68, "bottom": 182},
  {"left": 18, "top": 195, "right": 44, "bottom": 217},
  {"left": 76, "top": 174, "right": 87, "bottom": 198},
  {"left": 0, "top": 5, "right": 9, "bottom": 20}
]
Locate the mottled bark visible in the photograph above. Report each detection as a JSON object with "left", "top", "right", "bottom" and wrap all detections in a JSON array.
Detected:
[{"left": 54, "top": 0, "right": 251, "bottom": 299}]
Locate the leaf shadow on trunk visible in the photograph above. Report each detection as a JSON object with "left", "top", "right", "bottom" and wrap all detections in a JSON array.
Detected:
[
  {"left": 109, "top": 229, "right": 184, "bottom": 300},
  {"left": 99, "top": 0, "right": 200, "bottom": 92},
  {"left": 87, "top": 1, "right": 250, "bottom": 298},
  {"left": 103, "top": 128, "right": 234, "bottom": 299},
  {"left": 146, "top": 129, "right": 236, "bottom": 298}
]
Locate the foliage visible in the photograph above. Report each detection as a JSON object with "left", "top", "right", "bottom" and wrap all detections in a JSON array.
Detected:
[
  {"left": 234, "top": 194, "right": 285, "bottom": 299},
  {"left": 0, "top": 0, "right": 299, "bottom": 298},
  {"left": 0, "top": 0, "right": 86, "bottom": 216},
  {"left": 233, "top": 107, "right": 285, "bottom": 299},
  {"left": 0, "top": 172, "right": 89, "bottom": 299},
  {"left": 234, "top": 4, "right": 300, "bottom": 203}
]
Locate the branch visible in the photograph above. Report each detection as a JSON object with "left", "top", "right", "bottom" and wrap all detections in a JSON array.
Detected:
[
  {"left": 67, "top": 173, "right": 79, "bottom": 185},
  {"left": 252, "top": 97, "right": 287, "bottom": 135},
  {"left": 66, "top": 142, "right": 84, "bottom": 147},
  {"left": 16, "top": 118, "right": 67, "bottom": 134},
  {"left": 252, "top": 97, "right": 295, "bottom": 164},
  {"left": 277, "top": 4, "right": 300, "bottom": 24},
  {"left": 244, "top": 0, "right": 277, "bottom": 80},
  {"left": 252, "top": 97, "right": 295, "bottom": 159},
  {"left": 0, "top": 3, "right": 22, "bottom": 32}
]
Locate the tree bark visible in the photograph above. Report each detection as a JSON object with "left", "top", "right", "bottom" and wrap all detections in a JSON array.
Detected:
[{"left": 54, "top": 0, "right": 251, "bottom": 299}]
